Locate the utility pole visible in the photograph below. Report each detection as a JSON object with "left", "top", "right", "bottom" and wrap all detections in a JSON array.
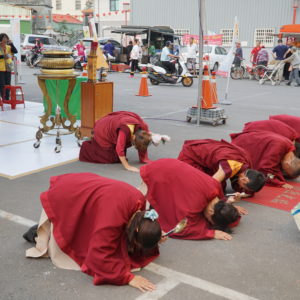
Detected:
[
  {"left": 98, "top": 0, "right": 101, "bottom": 37},
  {"left": 196, "top": 0, "right": 204, "bottom": 126}
]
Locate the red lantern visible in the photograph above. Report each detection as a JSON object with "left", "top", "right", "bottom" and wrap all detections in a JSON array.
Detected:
[
  {"left": 19, "top": 15, "right": 22, "bottom": 18},
  {"left": 39, "top": 16, "right": 43, "bottom": 19},
  {"left": 26, "top": 15, "right": 29, "bottom": 18},
  {"left": 96, "top": 13, "right": 99, "bottom": 17},
  {"left": 103, "top": 13, "right": 106, "bottom": 16},
  {"left": 121, "top": 10, "right": 125, "bottom": 13},
  {"left": 115, "top": 11, "right": 118, "bottom": 14},
  {"left": 32, "top": 15, "right": 36, "bottom": 19},
  {"left": 46, "top": 16, "right": 49, "bottom": 19},
  {"left": 108, "top": 12, "right": 111, "bottom": 15},
  {"left": 12, "top": 15, "right": 15, "bottom": 18}
]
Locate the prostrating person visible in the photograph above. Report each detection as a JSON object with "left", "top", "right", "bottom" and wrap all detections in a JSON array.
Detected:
[
  {"left": 243, "top": 119, "right": 298, "bottom": 141},
  {"left": 177, "top": 139, "right": 265, "bottom": 195},
  {"left": 79, "top": 111, "right": 170, "bottom": 172},
  {"left": 140, "top": 159, "right": 243, "bottom": 241},
  {"left": 269, "top": 115, "right": 300, "bottom": 143},
  {"left": 231, "top": 131, "right": 300, "bottom": 188},
  {"left": 24, "top": 173, "right": 162, "bottom": 292}
]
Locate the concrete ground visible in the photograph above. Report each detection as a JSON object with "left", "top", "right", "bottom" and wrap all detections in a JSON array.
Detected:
[{"left": 1, "top": 64, "right": 300, "bottom": 300}]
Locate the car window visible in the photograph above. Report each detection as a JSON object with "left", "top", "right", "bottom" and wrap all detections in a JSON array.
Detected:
[
  {"left": 49, "top": 38, "right": 58, "bottom": 45},
  {"left": 28, "top": 36, "right": 38, "bottom": 44},
  {"left": 41, "top": 38, "right": 50, "bottom": 45},
  {"left": 215, "top": 47, "right": 222, "bottom": 55},
  {"left": 110, "top": 40, "right": 120, "bottom": 47},
  {"left": 203, "top": 45, "right": 212, "bottom": 53},
  {"left": 220, "top": 47, "right": 227, "bottom": 55}
]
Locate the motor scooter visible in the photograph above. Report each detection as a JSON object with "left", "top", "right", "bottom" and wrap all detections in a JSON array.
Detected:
[{"left": 147, "top": 55, "right": 194, "bottom": 87}]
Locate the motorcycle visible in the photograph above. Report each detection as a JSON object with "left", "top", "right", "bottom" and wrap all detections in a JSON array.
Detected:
[
  {"left": 72, "top": 50, "right": 85, "bottom": 71},
  {"left": 25, "top": 48, "right": 43, "bottom": 68},
  {"left": 147, "top": 55, "right": 194, "bottom": 87}
]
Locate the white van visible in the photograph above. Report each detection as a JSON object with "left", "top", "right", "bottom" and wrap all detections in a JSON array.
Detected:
[{"left": 20, "top": 34, "right": 69, "bottom": 61}]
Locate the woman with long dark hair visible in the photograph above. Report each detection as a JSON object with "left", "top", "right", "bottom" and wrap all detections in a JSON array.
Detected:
[
  {"left": 140, "top": 159, "right": 242, "bottom": 240},
  {"left": 0, "top": 33, "right": 18, "bottom": 100},
  {"left": 24, "top": 173, "right": 163, "bottom": 292}
]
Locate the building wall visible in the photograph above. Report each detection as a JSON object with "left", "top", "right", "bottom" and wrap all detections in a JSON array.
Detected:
[{"left": 131, "top": 0, "right": 300, "bottom": 47}]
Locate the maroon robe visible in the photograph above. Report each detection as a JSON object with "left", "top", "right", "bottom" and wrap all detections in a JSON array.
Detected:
[
  {"left": 177, "top": 139, "right": 251, "bottom": 192},
  {"left": 230, "top": 131, "right": 295, "bottom": 186},
  {"left": 269, "top": 115, "right": 300, "bottom": 143},
  {"left": 79, "top": 111, "right": 149, "bottom": 163},
  {"left": 140, "top": 159, "right": 224, "bottom": 240},
  {"left": 41, "top": 173, "right": 159, "bottom": 286},
  {"left": 243, "top": 119, "right": 298, "bottom": 141}
]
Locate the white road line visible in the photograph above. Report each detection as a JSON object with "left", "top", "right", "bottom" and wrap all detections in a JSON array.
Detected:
[
  {"left": 0, "top": 209, "right": 36, "bottom": 227},
  {"left": 135, "top": 278, "right": 180, "bottom": 300},
  {"left": 142, "top": 109, "right": 187, "bottom": 119},
  {"left": 0, "top": 210, "right": 258, "bottom": 300},
  {"left": 145, "top": 263, "right": 259, "bottom": 300}
]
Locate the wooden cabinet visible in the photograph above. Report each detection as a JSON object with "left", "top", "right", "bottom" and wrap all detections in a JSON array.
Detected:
[{"left": 80, "top": 81, "right": 113, "bottom": 137}]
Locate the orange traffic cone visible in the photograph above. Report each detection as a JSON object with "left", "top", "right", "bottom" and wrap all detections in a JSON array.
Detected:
[
  {"left": 136, "top": 70, "right": 151, "bottom": 97},
  {"left": 201, "top": 66, "right": 215, "bottom": 109},
  {"left": 211, "top": 71, "right": 219, "bottom": 104}
]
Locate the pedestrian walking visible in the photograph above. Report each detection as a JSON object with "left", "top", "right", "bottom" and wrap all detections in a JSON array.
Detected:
[
  {"left": 130, "top": 39, "right": 141, "bottom": 77},
  {"left": 186, "top": 37, "right": 198, "bottom": 75},
  {"left": 283, "top": 47, "right": 300, "bottom": 87}
]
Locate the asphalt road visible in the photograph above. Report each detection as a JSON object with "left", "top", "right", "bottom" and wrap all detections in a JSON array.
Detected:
[{"left": 1, "top": 63, "right": 300, "bottom": 300}]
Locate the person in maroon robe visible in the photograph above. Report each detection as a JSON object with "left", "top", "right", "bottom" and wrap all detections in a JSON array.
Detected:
[
  {"left": 230, "top": 131, "right": 300, "bottom": 188},
  {"left": 243, "top": 119, "right": 298, "bottom": 142},
  {"left": 269, "top": 115, "right": 300, "bottom": 142},
  {"left": 79, "top": 111, "right": 153, "bottom": 172},
  {"left": 269, "top": 115, "right": 300, "bottom": 157},
  {"left": 177, "top": 139, "right": 265, "bottom": 195},
  {"left": 140, "top": 159, "right": 242, "bottom": 241},
  {"left": 24, "top": 173, "right": 163, "bottom": 292}
]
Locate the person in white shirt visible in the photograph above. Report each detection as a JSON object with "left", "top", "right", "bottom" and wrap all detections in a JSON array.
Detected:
[
  {"left": 160, "top": 41, "right": 179, "bottom": 74},
  {"left": 186, "top": 37, "right": 198, "bottom": 75},
  {"left": 130, "top": 39, "right": 141, "bottom": 77}
]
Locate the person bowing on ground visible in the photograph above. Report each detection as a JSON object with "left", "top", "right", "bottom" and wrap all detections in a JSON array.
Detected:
[
  {"left": 24, "top": 173, "right": 163, "bottom": 292},
  {"left": 231, "top": 131, "right": 300, "bottom": 189},
  {"left": 177, "top": 139, "right": 265, "bottom": 195},
  {"left": 242, "top": 119, "right": 300, "bottom": 157},
  {"left": 140, "top": 158, "right": 243, "bottom": 241},
  {"left": 79, "top": 111, "right": 170, "bottom": 172}
]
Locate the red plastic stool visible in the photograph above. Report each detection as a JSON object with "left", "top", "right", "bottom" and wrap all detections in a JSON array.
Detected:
[
  {"left": 3, "top": 85, "right": 25, "bottom": 109},
  {"left": 0, "top": 96, "right": 3, "bottom": 111}
]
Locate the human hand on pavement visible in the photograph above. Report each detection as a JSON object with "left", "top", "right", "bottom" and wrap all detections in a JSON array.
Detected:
[
  {"left": 126, "top": 166, "right": 140, "bottom": 173},
  {"left": 227, "top": 192, "right": 242, "bottom": 203},
  {"left": 159, "top": 231, "right": 168, "bottom": 244},
  {"left": 234, "top": 205, "right": 248, "bottom": 215},
  {"left": 214, "top": 230, "right": 232, "bottom": 240},
  {"left": 129, "top": 275, "right": 156, "bottom": 292}
]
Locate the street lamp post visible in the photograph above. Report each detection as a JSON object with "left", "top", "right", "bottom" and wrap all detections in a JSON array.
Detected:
[
  {"left": 123, "top": 2, "right": 130, "bottom": 26},
  {"left": 293, "top": 0, "right": 299, "bottom": 24}
]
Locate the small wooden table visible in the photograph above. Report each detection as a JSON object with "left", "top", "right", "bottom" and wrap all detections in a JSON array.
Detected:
[{"left": 33, "top": 74, "right": 80, "bottom": 153}]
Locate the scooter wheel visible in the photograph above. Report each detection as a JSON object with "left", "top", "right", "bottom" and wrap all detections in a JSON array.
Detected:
[
  {"left": 182, "top": 77, "right": 193, "bottom": 87},
  {"left": 33, "top": 141, "right": 40, "bottom": 148},
  {"left": 54, "top": 146, "right": 61, "bottom": 153},
  {"left": 150, "top": 78, "right": 160, "bottom": 85}
]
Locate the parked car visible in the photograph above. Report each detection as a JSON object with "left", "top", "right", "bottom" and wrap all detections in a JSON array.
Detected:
[
  {"left": 181, "top": 44, "right": 228, "bottom": 71},
  {"left": 74, "top": 38, "right": 122, "bottom": 62},
  {"left": 21, "top": 34, "right": 70, "bottom": 61}
]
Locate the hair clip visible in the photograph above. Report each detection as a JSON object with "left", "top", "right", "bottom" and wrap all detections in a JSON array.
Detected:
[{"left": 144, "top": 209, "right": 159, "bottom": 221}]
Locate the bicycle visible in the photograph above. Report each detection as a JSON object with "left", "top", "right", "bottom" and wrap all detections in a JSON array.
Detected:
[{"left": 230, "top": 60, "right": 245, "bottom": 79}]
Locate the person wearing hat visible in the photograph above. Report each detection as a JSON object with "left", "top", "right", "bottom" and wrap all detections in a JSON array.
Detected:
[
  {"left": 283, "top": 47, "right": 300, "bottom": 86},
  {"left": 160, "top": 41, "right": 179, "bottom": 74}
]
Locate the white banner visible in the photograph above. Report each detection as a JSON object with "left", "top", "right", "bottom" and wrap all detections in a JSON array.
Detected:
[
  {"left": 216, "top": 16, "right": 239, "bottom": 77},
  {"left": 10, "top": 18, "right": 21, "bottom": 62}
]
